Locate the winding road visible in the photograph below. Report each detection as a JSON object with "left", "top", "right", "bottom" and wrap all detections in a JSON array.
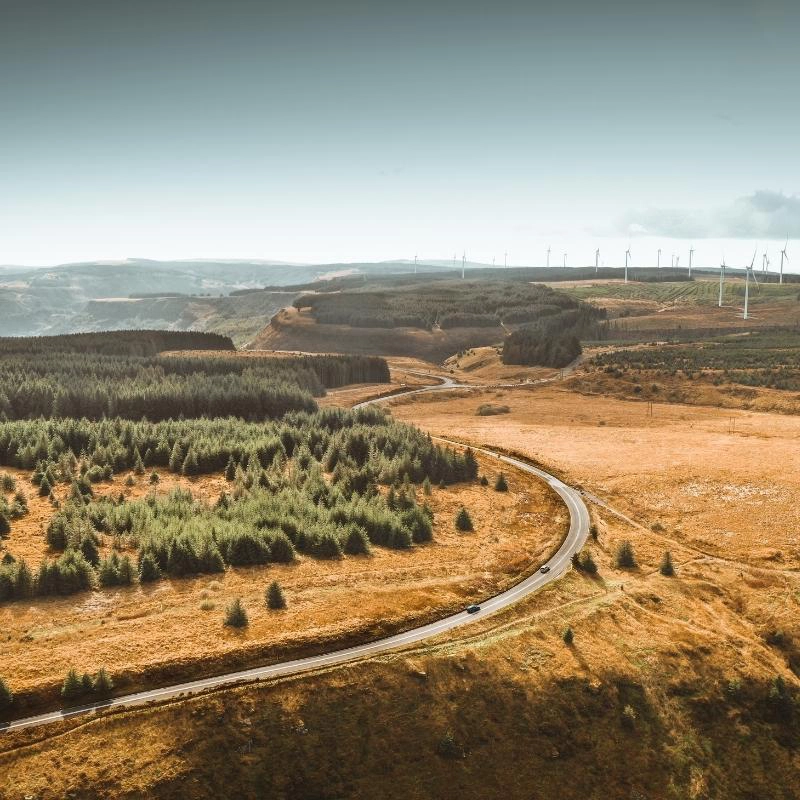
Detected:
[{"left": 2, "top": 375, "right": 589, "bottom": 733}]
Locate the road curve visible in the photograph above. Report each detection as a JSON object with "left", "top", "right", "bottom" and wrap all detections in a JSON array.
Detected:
[{"left": 2, "top": 379, "right": 589, "bottom": 734}]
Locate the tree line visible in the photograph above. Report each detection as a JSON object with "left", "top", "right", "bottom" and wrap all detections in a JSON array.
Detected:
[
  {"left": 502, "top": 306, "right": 604, "bottom": 368},
  {"left": 0, "top": 330, "right": 234, "bottom": 357},
  {"left": 293, "top": 280, "right": 592, "bottom": 331},
  {"left": 0, "top": 351, "right": 389, "bottom": 421}
]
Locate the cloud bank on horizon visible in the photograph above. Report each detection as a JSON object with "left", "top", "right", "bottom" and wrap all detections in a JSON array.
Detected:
[{"left": 620, "top": 191, "right": 799, "bottom": 240}]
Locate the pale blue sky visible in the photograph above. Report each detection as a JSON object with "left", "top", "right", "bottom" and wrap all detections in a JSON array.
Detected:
[{"left": 1, "top": 0, "right": 798, "bottom": 269}]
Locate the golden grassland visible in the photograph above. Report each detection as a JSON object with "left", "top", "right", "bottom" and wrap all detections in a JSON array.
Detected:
[
  {"left": 3, "top": 374, "right": 800, "bottom": 798},
  {"left": 0, "top": 454, "right": 563, "bottom": 711}
]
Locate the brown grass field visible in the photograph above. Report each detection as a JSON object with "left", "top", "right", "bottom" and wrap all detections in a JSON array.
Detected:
[
  {"left": 3, "top": 334, "right": 800, "bottom": 798},
  {"left": 0, "top": 453, "right": 563, "bottom": 711},
  {"left": 3, "top": 381, "right": 800, "bottom": 798}
]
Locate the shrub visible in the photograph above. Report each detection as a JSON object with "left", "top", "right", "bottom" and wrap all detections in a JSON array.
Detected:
[
  {"left": 224, "top": 598, "right": 249, "bottom": 628},
  {"left": 0, "top": 473, "right": 16, "bottom": 492},
  {"left": 659, "top": 551, "right": 675, "bottom": 577},
  {"left": 615, "top": 540, "right": 636, "bottom": 569},
  {"left": 494, "top": 472, "right": 508, "bottom": 492},
  {"left": 476, "top": 403, "right": 510, "bottom": 416},
  {"left": 455, "top": 507, "right": 474, "bottom": 532},
  {"left": 266, "top": 580, "right": 287, "bottom": 610},
  {"left": 562, "top": 626, "right": 574, "bottom": 645},
  {"left": 0, "top": 676, "right": 12, "bottom": 711},
  {"left": 622, "top": 704, "right": 637, "bottom": 729},
  {"left": 149, "top": 472, "right": 160, "bottom": 484},
  {"left": 589, "top": 524, "right": 598, "bottom": 540},
  {"left": 422, "top": 477, "right": 432, "bottom": 496},
  {"left": 437, "top": 730, "right": 465, "bottom": 759}
]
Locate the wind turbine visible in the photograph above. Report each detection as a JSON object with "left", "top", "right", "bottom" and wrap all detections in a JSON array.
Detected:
[
  {"left": 492, "top": 256, "right": 496, "bottom": 268},
  {"left": 718, "top": 256, "right": 726, "bottom": 307},
  {"left": 624, "top": 245, "right": 631, "bottom": 283},
  {"left": 563, "top": 252, "right": 567, "bottom": 268},
  {"left": 546, "top": 246, "right": 551, "bottom": 269},
  {"left": 504, "top": 251, "right": 508, "bottom": 269},
  {"left": 689, "top": 245, "right": 695, "bottom": 279},
  {"left": 657, "top": 248, "right": 661, "bottom": 269},
  {"left": 414, "top": 254, "right": 417, "bottom": 275},
  {"left": 671, "top": 253, "right": 675, "bottom": 268},
  {"left": 780, "top": 237, "right": 789, "bottom": 284},
  {"left": 743, "top": 248, "right": 758, "bottom": 320},
  {"left": 595, "top": 248, "right": 600, "bottom": 273},
  {"left": 762, "top": 251, "right": 768, "bottom": 274},
  {"left": 461, "top": 251, "right": 466, "bottom": 280}
]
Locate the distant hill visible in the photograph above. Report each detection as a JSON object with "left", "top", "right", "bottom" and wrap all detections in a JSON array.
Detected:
[{"left": 0, "top": 259, "right": 427, "bottom": 338}]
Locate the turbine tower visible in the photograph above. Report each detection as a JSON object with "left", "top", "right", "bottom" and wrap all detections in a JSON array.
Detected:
[
  {"left": 780, "top": 237, "right": 789, "bottom": 284},
  {"left": 762, "top": 251, "right": 768, "bottom": 274},
  {"left": 689, "top": 245, "right": 695, "bottom": 279},
  {"left": 414, "top": 254, "right": 417, "bottom": 275},
  {"left": 461, "top": 251, "right": 466, "bottom": 280},
  {"left": 546, "top": 246, "right": 551, "bottom": 269},
  {"left": 744, "top": 248, "right": 759, "bottom": 320},
  {"left": 563, "top": 252, "right": 567, "bottom": 268},
  {"left": 625, "top": 245, "right": 631, "bottom": 284},
  {"left": 595, "top": 248, "right": 600, "bottom": 273},
  {"left": 657, "top": 248, "right": 661, "bottom": 269},
  {"left": 718, "top": 257, "right": 726, "bottom": 307},
  {"left": 504, "top": 251, "right": 508, "bottom": 269}
]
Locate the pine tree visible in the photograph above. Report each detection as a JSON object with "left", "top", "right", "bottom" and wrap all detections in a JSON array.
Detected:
[
  {"left": 181, "top": 448, "right": 199, "bottom": 476},
  {"left": 168, "top": 441, "right": 184, "bottom": 473},
  {"left": 615, "top": 540, "right": 637, "bottom": 569},
  {"left": 0, "top": 511, "right": 9, "bottom": 536},
  {"left": 0, "top": 676, "right": 12, "bottom": 711},
  {"left": 81, "top": 672, "right": 94, "bottom": 694},
  {"left": 659, "top": 551, "right": 675, "bottom": 577},
  {"left": 14, "top": 559, "right": 33, "bottom": 597},
  {"left": 138, "top": 552, "right": 161, "bottom": 583},
  {"left": 563, "top": 626, "right": 574, "bottom": 645},
  {"left": 455, "top": 507, "right": 474, "bottom": 532},
  {"left": 61, "top": 668, "right": 83, "bottom": 700},
  {"left": 494, "top": 472, "right": 509, "bottom": 492},
  {"left": 118, "top": 555, "right": 135, "bottom": 585},
  {"left": 422, "top": 477, "right": 432, "bottom": 496},
  {"left": 149, "top": 471, "right": 160, "bottom": 484},
  {"left": 39, "top": 475, "right": 52, "bottom": 497},
  {"left": 479, "top": 475, "right": 489, "bottom": 486},
  {"left": 133, "top": 448, "right": 145, "bottom": 475},
  {"left": 94, "top": 667, "right": 114, "bottom": 696},
  {"left": 224, "top": 598, "right": 249, "bottom": 628},
  {"left": 266, "top": 581, "right": 287, "bottom": 610},
  {"left": 463, "top": 447, "right": 479, "bottom": 480},
  {"left": 225, "top": 455, "right": 237, "bottom": 482},
  {"left": 343, "top": 526, "right": 371, "bottom": 555}
]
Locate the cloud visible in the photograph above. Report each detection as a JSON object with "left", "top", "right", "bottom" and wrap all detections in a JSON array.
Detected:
[{"left": 619, "top": 191, "right": 800, "bottom": 239}]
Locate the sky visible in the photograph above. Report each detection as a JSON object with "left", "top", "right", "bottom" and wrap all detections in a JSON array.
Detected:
[{"left": 1, "top": 0, "right": 799, "bottom": 270}]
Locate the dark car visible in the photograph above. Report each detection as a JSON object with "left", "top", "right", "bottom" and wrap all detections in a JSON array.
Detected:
[
  {"left": 540, "top": 565, "right": 551, "bottom": 574},
  {"left": 466, "top": 604, "right": 481, "bottom": 614}
]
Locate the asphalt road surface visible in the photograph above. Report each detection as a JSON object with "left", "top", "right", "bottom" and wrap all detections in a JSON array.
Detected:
[{"left": 2, "top": 377, "right": 589, "bottom": 733}]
